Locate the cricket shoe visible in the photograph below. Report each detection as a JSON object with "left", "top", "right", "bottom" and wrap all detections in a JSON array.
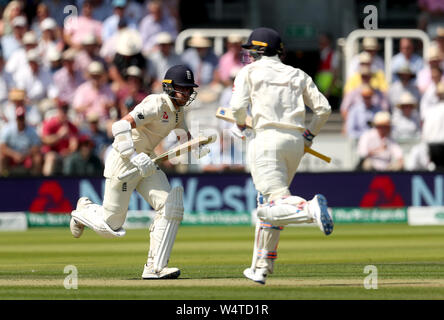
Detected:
[
  {"left": 309, "top": 194, "right": 334, "bottom": 235},
  {"left": 243, "top": 267, "right": 267, "bottom": 285},
  {"left": 69, "top": 197, "right": 92, "bottom": 238},
  {"left": 142, "top": 264, "right": 181, "bottom": 280}
]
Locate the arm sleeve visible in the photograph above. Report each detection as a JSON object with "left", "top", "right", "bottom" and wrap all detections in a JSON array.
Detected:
[
  {"left": 302, "top": 71, "right": 332, "bottom": 135},
  {"left": 229, "top": 67, "right": 250, "bottom": 125}
]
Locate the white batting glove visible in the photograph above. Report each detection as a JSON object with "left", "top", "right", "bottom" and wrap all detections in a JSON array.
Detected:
[
  {"left": 193, "top": 145, "right": 210, "bottom": 159},
  {"left": 231, "top": 125, "right": 253, "bottom": 140},
  {"left": 130, "top": 152, "right": 157, "bottom": 177},
  {"left": 303, "top": 129, "right": 315, "bottom": 148}
]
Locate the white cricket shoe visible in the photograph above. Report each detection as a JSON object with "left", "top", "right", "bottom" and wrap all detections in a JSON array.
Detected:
[
  {"left": 309, "top": 194, "right": 334, "bottom": 235},
  {"left": 141, "top": 264, "right": 181, "bottom": 280},
  {"left": 69, "top": 197, "right": 92, "bottom": 238},
  {"left": 243, "top": 267, "right": 267, "bottom": 285}
]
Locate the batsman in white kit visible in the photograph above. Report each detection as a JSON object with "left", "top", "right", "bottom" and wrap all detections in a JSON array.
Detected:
[
  {"left": 230, "top": 28, "right": 334, "bottom": 284},
  {"left": 69, "top": 65, "right": 208, "bottom": 279}
]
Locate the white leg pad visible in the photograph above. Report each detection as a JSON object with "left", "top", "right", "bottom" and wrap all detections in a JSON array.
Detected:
[
  {"left": 256, "top": 195, "right": 314, "bottom": 226},
  {"left": 150, "top": 186, "right": 184, "bottom": 273},
  {"left": 72, "top": 204, "right": 126, "bottom": 238}
]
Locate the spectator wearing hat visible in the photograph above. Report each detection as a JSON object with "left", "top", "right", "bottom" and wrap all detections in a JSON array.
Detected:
[
  {"left": 72, "top": 61, "right": 115, "bottom": 129},
  {"left": 347, "top": 37, "right": 385, "bottom": 79},
  {"left": 416, "top": 44, "right": 444, "bottom": 93},
  {"left": 388, "top": 64, "right": 421, "bottom": 110},
  {"left": 46, "top": 47, "right": 63, "bottom": 74},
  {"left": 5, "top": 30, "right": 38, "bottom": 77},
  {"left": 215, "top": 34, "right": 245, "bottom": 87},
  {"left": 340, "top": 65, "right": 389, "bottom": 122},
  {"left": 74, "top": 33, "right": 107, "bottom": 75},
  {"left": 30, "top": 3, "right": 51, "bottom": 39},
  {"left": 420, "top": 67, "right": 443, "bottom": 120},
  {"left": 346, "top": 84, "right": 383, "bottom": 140},
  {"left": 147, "top": 31, "right": 183, "bottom": 92},
  {"left": 80, "top": 112, "right": 112, "bottom": 161},
  {"left": 63, "top": 134, "right": 104, "bottom": 176},
  {"left": 53, "top": 49, "right": 86, "bottom": 105},
  {"left": 2, "top": 88, "right": 42, "bottom": 129},
  {"left": 1, "top": 15, "right": 27, "bottom": 60},
  {"left": 391, "top": 91, "right": 421, "bottom": 141},
  {"left": 391, "top": 38, "right": 424, "bottom": 82},
  {"left": 421, "top": 82, "right": 444, "bottom": 170},
  {"left": 181, "top": 33, "right": 219, "bottom": 86},
  {"left": 109, "top": 27, "right": 147, "bottom": 89},
  {"left": 63, "top": 0, "right": 103, "bottom": 49},
  {"left": 0, "top": 106, "right": 42, "bottom": 176},
  {"left": 344, "top": 52, "right": 388, "bottom": 94},
  {"left": 102, "top": 0, "right": 137, "bottom": 42},
  {"left": 41, "top": 100, "right": 79, "bottom": 176},
  {"left": 356, "top": 111, "right": 404, "bottom": 171},
  {"left": 116, "top": 66, "right": 149, "bottom": 117},
  {"left": 13, "top": 48, "right": 58, "bottom": 107},
  {"left": 139, "top": 0, "right": 178, "bottom": 55},
  {"left": 38, "top": 17, "right": 63, "bottom": 67}
]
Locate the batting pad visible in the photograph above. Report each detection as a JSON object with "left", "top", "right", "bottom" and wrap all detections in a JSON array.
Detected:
[
  {"left": 256, "top": 195, "right": 313, "bottom": 225},
  {"left": 72, "top": 205, "right": 126, "bottom": 238},
  {"left": 151, "top": 186, "right": 184, "bottom": 272}
]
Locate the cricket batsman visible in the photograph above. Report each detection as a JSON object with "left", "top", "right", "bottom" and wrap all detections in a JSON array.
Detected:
[
  {"left": 230, "top": 27, "right": 334, "bottom": 284},
  {"left": 69, "top": 65, "right": 209, "bottom": 279}
]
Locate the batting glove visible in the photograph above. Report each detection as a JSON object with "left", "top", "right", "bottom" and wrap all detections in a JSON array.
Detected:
[
  {"left": 303, "top": 129, "right": 315, "bottom": 148},
  {"left": 130, "top": 152, "right": 157, "bottom": 177},
  {"left": 193, "top": 145, "right": 211, "bottom": 159}
]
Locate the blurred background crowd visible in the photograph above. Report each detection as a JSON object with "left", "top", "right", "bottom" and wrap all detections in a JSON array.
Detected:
[{"left": 0, "top": 0, "right": 443, "bottom": 177}]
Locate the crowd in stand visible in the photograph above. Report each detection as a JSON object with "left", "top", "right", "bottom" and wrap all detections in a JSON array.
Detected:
[{"left": 0, "top": 0, "right": 443, "bottom": 177}]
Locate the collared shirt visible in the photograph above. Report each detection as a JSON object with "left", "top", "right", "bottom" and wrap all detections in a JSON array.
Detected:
[
  {"left": 388, "top": 81, "right": 421, "bottom": 110},
  {"left": 53, "top": 67, "right": 85, "bottom": 104},
  {"left": 139, "top": 14, "right": 177, "bottom": 54},
  {"left": 340, "top": 86, "right": 389, "bottom": 115},
  {"left": 346, "top": 103, "right": 382, "bottom": 139},
  {"left": 1, "top": 35, "right": 22, "bottom": 60},
  {"left": 72, "top": 81, "right": 115, "bottom": 120},
  {"left": 391, "top": 110, "right": 421, "bottom": 141},
  {"left": 357, "top": 128, "right": 404, "bottom": 170},
  {"left": 230, "top": 55, "right": 331, "bottom": 135},
  {"left": 347, "top": 54, "right": 385, "bottom": 80},
  {"left": 13, "top": 66, "right": 59, "bottom": 105},
  {"left": 391, "top": 53, "right": 424, "bottom": 82},
  {"left": 64, "top": 16, "right": 103, "bottom": 47},
  {"left": 127, "top": 93, "right": 188, "bottom": 156},
  {"left": 0, "top": 122, "right": 41, "bottom": 153}
]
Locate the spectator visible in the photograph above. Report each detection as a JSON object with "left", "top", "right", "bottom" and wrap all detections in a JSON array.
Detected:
[
  {"left": 72, "top": 61, "right": 115, "bottom": 128},
  {"left": 391, "top": 91, "right": 421, "bottom": 141},
  {"left": 347, "top": 37, "right": 384, "bottom": 79},
  {"left": 5, "top": 30, "right": 38, "bottom": 77},
  {"left": 102, "top": 0, "right": 137, "bottom": 42},
  {"left": 38, "top": 18, "right": 63, "bottom": 67},
  {"left": 116, "top": 66, "right": 148, "bottom": 117},
  {"left": 181, "top": 34, "right": 219, "bottom": 86},
  {"left": 90, "top": 0, "right": 114, "bottom": 22},
  {"left": 108, "top": 27, "right": 146, "bottom": 89},
  {"left": 139, "top": 0, "right": 178, "bottom": 55},
  {"left": 13, "top": 48, "right": 58, "bottom": 107},
  {"left": 388, "top": 64, "right": 421, "bottom": 110},
  {"left": 41, "top": 0, "right": 72, "bottom": 27},
  {"left": 53, "top": 48, "right": 86, "bottom": 105},
  {"left": 0, "top": 1, "right": 24, "bottom": 36},
  {"left": 147, "top": 31, "right": 183, "bottom": 92},
  {"left": 422, "top": 81, "right": 444, "bottom": 170},
  {"left": 344, "top": 52, "right": 388, "bottom": 94},
  {"left": 80, "top": 112, "right": 112, "bottom": 160},
  {"left": 63, "top": 0, "right": 103, "bottom": 49},
  {"left": 47, "top": 47, "right": 63, "bottom": 75},
  {"left": 391, "top": 38, "right": 424, "bottom": 82},
  {"left": 1, "top": 89, "right": 41, "bottom": 128},
  {"left": 30, "top": 3, "right": 51, "bottom": 39},
  {"left": 416, "top": 44, "right": 444, "bottom": 94},
  {"left": 346, "top": 85, "right": 382, "bottom": 140},
  {"left": 340, "top": 65, "right": 389, "bottom": 120},
  {"left": 357, "top": 111, "right": 404, "bottom": 171},
  {"left": 0, "top": 106, "right": 42, "bottom": 176},
  {"left": 0, "top": 51, "right": 13, "bottom": 108},
  {"left": 420, "top": 67, "right": 443, "bottom": 120},
  {"left": 417, "top": 2, "right": 444, "bottom": 37},
  {"left": 1, "top": 15, "right": 27, "bottom": 60},
  {"left": 40, "top": 100, "right": 79, "bottom": 176},
  {"left": 74, "top": 33, "right": 107, "bottom": 75},
  {"left": 216, "top": 34, "right": 245, "bottom": 87},
  {"left": 63, "top": 134, "right": 104, "bottom": 176}
]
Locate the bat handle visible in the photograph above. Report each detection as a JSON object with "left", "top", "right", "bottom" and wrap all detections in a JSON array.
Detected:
[
  {"left": 118, "top": 167, "right": 138, "bottom": 180},
  {"left": 304, "top": 147, "right": 332, "bottom": 163}
]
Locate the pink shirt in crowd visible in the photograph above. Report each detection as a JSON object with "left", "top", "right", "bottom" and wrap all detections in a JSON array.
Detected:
[
  {"left": 64, "top": 16, "right": 103, "bottom": 47},
  {"left": 72, "top": 81, "right": 115, "bottom": 120}
]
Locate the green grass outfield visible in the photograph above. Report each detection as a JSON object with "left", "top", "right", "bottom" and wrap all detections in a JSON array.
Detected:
[{"left": 1, "top": 224, "right": 444, "bottom": 300}]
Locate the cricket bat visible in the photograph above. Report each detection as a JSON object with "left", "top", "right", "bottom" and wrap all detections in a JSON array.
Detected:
[
  {"left": 216, "top": 107, "right": 332, "bottom": 163},
  {"left": 118, "top": 134, "right": 217, "bottom": 180}
]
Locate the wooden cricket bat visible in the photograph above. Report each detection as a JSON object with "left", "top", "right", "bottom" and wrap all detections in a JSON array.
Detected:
[
  {"left": 118, "top": 134, "right": 217, "bottom": 180},
  {"left": 216, "top": 107, "right": 332, "bottom": 163}
]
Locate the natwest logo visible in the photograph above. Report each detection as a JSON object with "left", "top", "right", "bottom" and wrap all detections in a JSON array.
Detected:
[{"left": 360, "top": 176, "right": 404, "bottom": 208}]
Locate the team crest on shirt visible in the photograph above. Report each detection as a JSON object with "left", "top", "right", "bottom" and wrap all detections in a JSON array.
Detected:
[{"left": 161, "top": 111, "right": 169, "bottom": 123}]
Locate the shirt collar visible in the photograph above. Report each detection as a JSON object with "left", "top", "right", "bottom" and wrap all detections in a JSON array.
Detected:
[{"left": 160, "top": 93, "right": 177, "bottom": 113}]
